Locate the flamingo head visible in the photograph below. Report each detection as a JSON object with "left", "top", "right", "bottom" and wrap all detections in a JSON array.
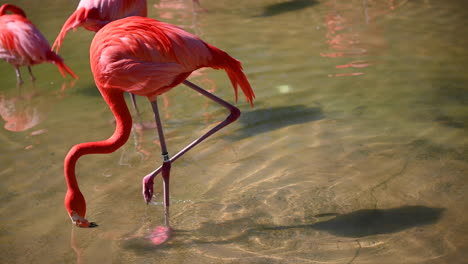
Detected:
[{"left": 65, "top": 190, "right": 98, "bottom": 228}]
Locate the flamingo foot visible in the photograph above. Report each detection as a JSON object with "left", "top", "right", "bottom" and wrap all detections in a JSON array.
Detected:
[
  {"left": 142, "top": 175, "right": 155, "bottom": 203},
  {"left": 147, "top": 226, "right": 171, "bottom": 245}
]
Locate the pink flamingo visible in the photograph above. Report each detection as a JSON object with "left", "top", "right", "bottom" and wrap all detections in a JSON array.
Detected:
[
  {"left": 53, "top": 0, "right": 147, "bottom": 113},
  {"left": 53, "top": 0, "right": 202, "bottom": 52},
  {"left": 64, "top": 16, "right": 254, "bottom": 229},
  {"left": 52, "top": 0, "right": 147, "bottom": 53},
  {"left": 0, "top": 4, "right": 78, "bottom": 84}
]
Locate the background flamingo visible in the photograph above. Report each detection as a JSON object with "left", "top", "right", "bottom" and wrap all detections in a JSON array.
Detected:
[
  {"left": 52, "top": 0, "right": 148, "bottom": 53},
  {"left": 0, "top": 4, "right": 78, "bottom": 84},
  {"left": 53, "top": 0, "right": 148, "bottom": 114},
  {"left": 64, "top": 16, "right": 254, "bottom": 230},
  {"left": 53, "top": 0, "right": 202, "bottom": 52},
  {"left": 52, "top": 0, "right": 201, "bottom": 112}
]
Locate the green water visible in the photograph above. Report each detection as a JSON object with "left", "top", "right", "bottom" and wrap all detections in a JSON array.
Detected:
[{"left": 1, "top": 0, "right": 467, "bottom": 263}]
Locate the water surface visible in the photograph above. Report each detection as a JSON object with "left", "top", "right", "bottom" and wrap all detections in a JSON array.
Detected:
[{"left": 1, "top": 0, "right": 467, "bottom": 263}]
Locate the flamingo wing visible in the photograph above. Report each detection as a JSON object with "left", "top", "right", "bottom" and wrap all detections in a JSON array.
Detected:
[
  {"left": 91, "top": 17, "right": 212, "bottom": 97},
  {"left": 91, "top": 16, "right": 254, "bottom": 105}
]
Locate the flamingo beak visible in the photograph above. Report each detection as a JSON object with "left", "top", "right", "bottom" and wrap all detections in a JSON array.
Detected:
[
  {"left": 70, "top": 211, "right": 98, "bottom": 228},
  {"left": 86, "top": 222, "right": 99, "bottom": 228},
  {"left": 75, "top": 221, "right": 98, "bottom": 228}
]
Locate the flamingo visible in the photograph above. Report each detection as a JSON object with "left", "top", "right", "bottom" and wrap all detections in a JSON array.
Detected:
[
  {"left": 53, "top": 0, "right": 202, "bottom": 53},
  {"left": 52, "top": 0, "right": 148, "bottom": 116},
  {"left": 53, "top": 0, "right": 201, "bottom": 112},
  {"left": 64, "top": 16, "right": 255, "bottom": 229},
  {"left": 52, "top": 0, "right": 147, "bottom": 114},
  {"left": 52, "top": 0, "right": 148, "bottom": 53},
  {"left": 0, "top": 4, "right": 78, "bottom": 84}
]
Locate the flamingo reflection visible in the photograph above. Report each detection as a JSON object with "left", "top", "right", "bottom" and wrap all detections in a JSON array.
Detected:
[
  {"left": 154, "top": 0, "right": 203, "bottom": 35},
  {"left": 70, "top": 228, "right": 83, "bottom": 264},
  {"left": 0, "top": 81, "right": 76, "bottom": 150},
  {"left": 321, "top": 0, "right": 401, "bottom": 77},
  {"left": 0, "top": 90, "right": 43, "bottom": 133}
]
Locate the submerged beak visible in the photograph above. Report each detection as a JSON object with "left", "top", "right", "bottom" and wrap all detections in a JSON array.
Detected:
[
  {"left": 77, "top": 221, "right": 98, "bottom": 228},
  {"left": 70, "top": 211, "right": 98, "bottom": 228}
]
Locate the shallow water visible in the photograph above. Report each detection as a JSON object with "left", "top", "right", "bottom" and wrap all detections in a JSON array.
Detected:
[{"left": 1, "top": 0, "right": 467, "bottom": 263}]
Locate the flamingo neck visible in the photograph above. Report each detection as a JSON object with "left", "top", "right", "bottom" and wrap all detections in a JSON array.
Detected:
[{"left": 64, "top": 89, "right": 132, "bottom": 192}]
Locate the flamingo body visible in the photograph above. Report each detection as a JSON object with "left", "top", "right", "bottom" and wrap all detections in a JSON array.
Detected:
[
  {"left": 90, "top": 17, "right": 254, "bottom": 102},
  {"left": 64, "top": 16, "right": 254, "bottom": 228},
  {"left": 53, "top": 0, "right": 147, "bottom": 52},
  {"left": 0, "top": 4, "right": 78, "bottom": 82}
]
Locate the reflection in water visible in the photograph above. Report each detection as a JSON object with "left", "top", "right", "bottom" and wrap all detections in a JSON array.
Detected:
[
  {"left": 70, "top": 228, "right": 83, "bottom": 264},
  {"left": 0, "top": 88, "right": 43, "bottom": 132},
  {"left": 0, "top": 81, "right": 75, "bottom": 151},
  {"left": 154, "top": 0, "right": 203, "bottom": 35},
  {"left": 0, "top": 81, "right": 76, "bottom": 133},
  {"left": 322, "top": 0, "right": 399, "bottom": 77}
]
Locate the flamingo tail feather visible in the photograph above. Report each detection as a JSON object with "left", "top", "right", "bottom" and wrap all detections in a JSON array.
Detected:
[{"left": 207, "top": 44, "right": 255, "bottom": 106}]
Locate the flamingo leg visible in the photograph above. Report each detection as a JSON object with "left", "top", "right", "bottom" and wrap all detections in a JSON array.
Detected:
[
  {"left": 150, "top": 99, "right": 172, "bottom": 227},
  {"left": 15, "top": 66, "right": 23, "bottom": 84},
  {"left": 27, "top": 66, "right": 36, "bottom": 81},
  {"left": 129, "top": 93, "right": 140, "bottom": 116},
  {"left": 142, "top": 80, "right": 240, "bottom": 205}
]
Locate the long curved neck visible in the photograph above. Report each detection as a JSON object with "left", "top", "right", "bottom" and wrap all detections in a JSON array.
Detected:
[{"left": 64, "top": 89, "right": 132, "bottom": 191}]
